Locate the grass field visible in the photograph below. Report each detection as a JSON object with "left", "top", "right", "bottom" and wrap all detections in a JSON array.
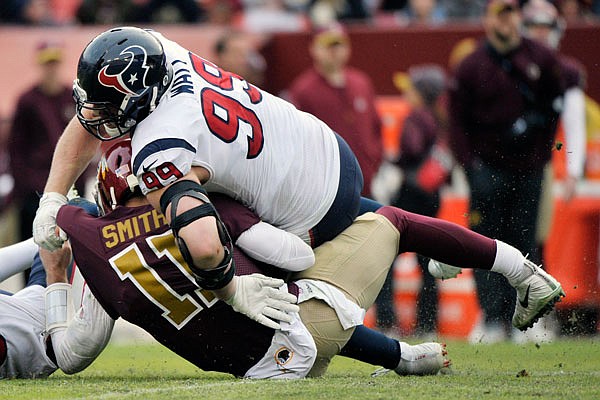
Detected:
[{"left": 3, "top": 337, "right": 599, "bottom": 400}]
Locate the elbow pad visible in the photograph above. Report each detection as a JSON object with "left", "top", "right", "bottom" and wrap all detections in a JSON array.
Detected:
[{"left": 159, "top": 180, "right": 235, "bottom": 290}]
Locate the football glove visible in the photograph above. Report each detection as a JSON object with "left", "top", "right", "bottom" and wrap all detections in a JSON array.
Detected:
[
  {"left": 33, "top": 192, "right": 68, "bottom": 251},
  {"left": 224, "top": 274, "right": 299, "bottom": 330}
]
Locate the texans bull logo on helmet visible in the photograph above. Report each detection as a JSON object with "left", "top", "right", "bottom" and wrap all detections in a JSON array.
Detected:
[{"left": 98, "top": 45, "right": 151, "bottom": 96}]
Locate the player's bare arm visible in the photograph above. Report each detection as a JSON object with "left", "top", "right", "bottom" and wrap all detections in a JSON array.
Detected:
[
  {"left": 33, "top": 117, "right": 101, "bottom": 251},
  {"left": 145, "top": 171, "right": 299, "bottom": 329},
  {"left": 44, "top": 117, "right": 101, "bottom": 195},
  {"left": 39, "top": 244, "right": 72, "bottom": 285}
]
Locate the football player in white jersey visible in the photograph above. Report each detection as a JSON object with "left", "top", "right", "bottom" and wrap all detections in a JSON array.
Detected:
[
  {"left": 0, "top": 240, "right": 53, "bottom": 379},
  {"left": 33, "top": 26, "right": 372, "bottom": 330},
  {"left": 0, "top": 241, "right": 113, "bottom": 379}
]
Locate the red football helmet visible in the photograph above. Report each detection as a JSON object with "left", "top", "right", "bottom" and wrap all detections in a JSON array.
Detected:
[{"left": 95, "top": 138, "right": 141, "bottom": 215}]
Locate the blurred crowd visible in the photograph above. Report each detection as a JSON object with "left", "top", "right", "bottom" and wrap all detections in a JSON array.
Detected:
[{"left": 0, "top": 0, "right": 599, "bottom": 27}]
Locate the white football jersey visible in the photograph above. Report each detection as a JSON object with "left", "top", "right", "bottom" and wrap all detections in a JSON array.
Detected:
[
  {"left": 0, "top": 285, "right": 56, "bottom": 379},
  {"left": 132, "top": 33, "right": 341, "bottom": 243}
]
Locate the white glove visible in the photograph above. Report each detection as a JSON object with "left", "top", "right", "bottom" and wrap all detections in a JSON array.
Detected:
[
  {"left": 224, "top": 274, "right": 299, "bottom": 330},
  {"left": 33, "top": 192, "right": 68, "bottom": 251},
  {"left": 428, "top": 259, "right": 462, "bottom": 280}
]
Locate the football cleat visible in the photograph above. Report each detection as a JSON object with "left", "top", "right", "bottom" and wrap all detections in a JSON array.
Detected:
[
  {"left": 395, "top": 342, "right": 451, "bottom": 376},
  {"left": 512, "top": 259, "right": 565, "bottom": 331},
  {"left": 428, "top": 259, "right": 462, "bottom": 280}
]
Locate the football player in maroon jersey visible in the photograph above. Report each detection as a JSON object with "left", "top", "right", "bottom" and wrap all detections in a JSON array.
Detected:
[{"left": 41, "top": 139, "right": 449, "bottom": 377}]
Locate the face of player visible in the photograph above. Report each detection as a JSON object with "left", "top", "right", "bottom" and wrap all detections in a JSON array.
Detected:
[
  {"left": 76, "top": 101, "right": 130, "bottom": 140},
  {"left": 84, "top": 106, "right": 120, "bottom": 132},
  {"left": 484, "top": 6, "right": 522, "bottom": 53}
]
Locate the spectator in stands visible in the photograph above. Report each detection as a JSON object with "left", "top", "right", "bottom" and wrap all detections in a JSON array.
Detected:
[
  {"left": 76, "top": 0, "right": 136, "bottom": 25},
  {"left": 378, "top": 0, "right": 407, "bottom": 12},
  {"left": 308, "top": 0, "right": 371, "bottom": 22},
  {"left": 0, "top": 0, "right": 56, "bottom": 25},
  {"left": 448, "top": 0, "right": 565, "bottom": 343},
  {"left": 203, "top": 0, "right": 243, "bottom": 25},
  {"left": 390, "top": 64, "right": 451, "bottom": 338},
  {"left": 237, "top": 0, "right": 307, "bottom": 33},
  {"left": 440, "top": 0, "right": 485, "bottom": 20},
  {"left": 213, "top": 30, "right": 267, "bottom": 87},
  {"left": 286, "top": 23, "right": 383, "bottom": 199},
  {"left": 397, "top": 0, "right": 447, "bottom": 25},
  {"left": 7, "top": 41, "right": 74, "bottom": 246},
  {"left": 131, "top": 0, "right": 205, "bottom": 23},
  {"left": 555, "top": 0, "right": 596, "bottom": 23}
]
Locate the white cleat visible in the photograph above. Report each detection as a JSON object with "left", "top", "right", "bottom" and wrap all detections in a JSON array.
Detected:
[
  {"left": 512, "top": 259, "right": 565, "bottom": 331},
  {"left": 428, "top": 259, "right": 462, "bottom": 280},
  {"left": 394, "top": 342, "right": 451, "bottom": 376}
]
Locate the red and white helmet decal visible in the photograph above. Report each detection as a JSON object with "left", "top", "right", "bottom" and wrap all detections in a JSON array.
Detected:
[{"left": 98, "top": 45, "right": 151, "bottom": 96}]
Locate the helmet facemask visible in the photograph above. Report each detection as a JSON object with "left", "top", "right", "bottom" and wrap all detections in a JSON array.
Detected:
[{"left": 74, "top": 80, "right": 162, "bottom": 141}]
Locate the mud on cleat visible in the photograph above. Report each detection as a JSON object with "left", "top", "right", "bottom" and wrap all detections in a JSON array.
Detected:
[
  {"left": 512, "top": 259, "right": 566, "bottom": 331},
  {"left": 395, "top": 342, "right": 451, "bottom": 376}
]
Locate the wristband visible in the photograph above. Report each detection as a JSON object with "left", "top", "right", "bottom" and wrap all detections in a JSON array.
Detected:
[{"left": 45, "top": 283, "right": 72, "bottom": 334}]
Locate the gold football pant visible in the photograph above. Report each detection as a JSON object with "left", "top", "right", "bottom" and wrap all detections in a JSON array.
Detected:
[{"left": 294, "top": 212, "right": 400, "bottom": 376}]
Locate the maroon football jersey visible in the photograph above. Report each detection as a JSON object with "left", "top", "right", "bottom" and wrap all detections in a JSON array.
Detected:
[{"left": 56, "top": 195, "right": 276, "bottom": 377}]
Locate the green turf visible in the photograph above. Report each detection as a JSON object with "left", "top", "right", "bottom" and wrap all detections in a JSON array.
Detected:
[{"left": 2, "top": 337, "right": 599, "bottom": 400}]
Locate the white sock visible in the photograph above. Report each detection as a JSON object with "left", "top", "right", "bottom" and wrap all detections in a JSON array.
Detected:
[
  {"left": 399, "top": 341, "right": 411, "bottom": 361},
  {"left": 490, "top": 240, "right": 527, "bottom": 286}
]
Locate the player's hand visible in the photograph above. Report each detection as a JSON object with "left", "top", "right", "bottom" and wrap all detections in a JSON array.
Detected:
[
  {"left": 33, "top": 192, "right": 68, "bottom": 251},
  {"left": 224, "top": 274, "right": 299, "bottom": 330}
]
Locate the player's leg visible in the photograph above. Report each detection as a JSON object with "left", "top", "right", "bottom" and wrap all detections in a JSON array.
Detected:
[
  {"left": 376, "top": 206, "right": 565, "bottom": 331},
  {"left": 295, "top": 213, "right": 448, "bottom": 376},
  {"left": 297, "top": 298, "right": 353, "bottom": 377},
  {"left": 340, "top": 325, "right": 449, "bottom": 376},
  {"left": 299, "top": 303, "right": 448, "bottom": 377}
]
